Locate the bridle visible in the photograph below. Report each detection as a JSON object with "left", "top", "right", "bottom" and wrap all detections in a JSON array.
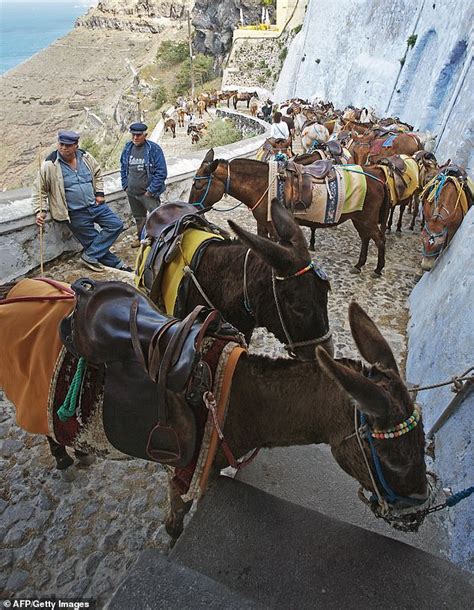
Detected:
[
  {"left": 243, "top": 251, "right": 332, "bottom": 360},
  {"left": 340, "top": 401, "right": 441, "bottom": 531},
  {"left": 191, "top": 160, "right": 232, "bottom": 210},
  {"left": 421, "top": 174, "right": 465, "bottom": 257}
]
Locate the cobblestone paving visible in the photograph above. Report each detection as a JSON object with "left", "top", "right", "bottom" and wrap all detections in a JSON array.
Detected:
[{"left": 1, "top": 121, "right": 427, "bottom": 605}]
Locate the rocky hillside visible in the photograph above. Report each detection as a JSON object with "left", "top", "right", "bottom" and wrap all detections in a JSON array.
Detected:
[
  {"left": 0, "top": 1, "right": 191, "bottom": 190},
  {"left": 193, "top": 0, "right": 274, "bottom": 66},
  {"left": 78, "top": 0, "right": 193, "bottom": 33}
]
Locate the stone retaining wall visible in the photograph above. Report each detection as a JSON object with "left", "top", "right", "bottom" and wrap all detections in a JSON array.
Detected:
[{"left": 0, "top": 110, "right": 270, "bottom": 283}]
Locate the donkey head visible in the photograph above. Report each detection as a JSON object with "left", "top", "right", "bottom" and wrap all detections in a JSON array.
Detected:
[
  {"left": 228, "top": 199, "right": 332, "bottom": 360},
  {"left": 317, "top": 302, "right": 430, "bottom": 523},
  {"left": 188, "top": 149, "right": 221, "bottom": 210}
]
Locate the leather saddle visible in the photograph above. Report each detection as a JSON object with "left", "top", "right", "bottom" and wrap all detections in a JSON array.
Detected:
[
  {"left": 284, "top": 159, "right": 336, "bottom": 212},
  {"left": 61, "top": 279, "right": 243, "bottom": 468},
  {"left": 142, "top": 202, "right": 226, "bottom": 311},
  {"left": 325, "top": 140, "right": 343, "bottom": 157}
]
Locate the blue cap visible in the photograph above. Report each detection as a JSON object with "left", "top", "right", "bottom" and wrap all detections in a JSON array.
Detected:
[
  {"left": 58, "top": 130, "right": 80, "bottom": 144},
  {"left": 129, "top": 122, "right": 148, "bottom": 134}
]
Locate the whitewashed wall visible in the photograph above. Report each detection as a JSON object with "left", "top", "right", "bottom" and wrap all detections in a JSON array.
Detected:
[{"left": 275, "top": 0, "right": 473, "bottom": 172}]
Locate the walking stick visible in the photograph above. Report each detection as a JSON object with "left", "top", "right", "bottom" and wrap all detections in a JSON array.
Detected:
[{"left": 37, "top": 142, "right": 44, "bottom": 275}]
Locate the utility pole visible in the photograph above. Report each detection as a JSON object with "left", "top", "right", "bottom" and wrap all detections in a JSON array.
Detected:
[{"left": 187, "top": 10, "right": 195, "bottom": 98}]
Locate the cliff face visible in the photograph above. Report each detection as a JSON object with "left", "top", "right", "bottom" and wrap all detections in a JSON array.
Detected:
[
  {"left": 77, "top": 0, "right": 193, "bottom": 33},
  {"left": 192, "top": 0, "right": 274, "bottom": 65}
]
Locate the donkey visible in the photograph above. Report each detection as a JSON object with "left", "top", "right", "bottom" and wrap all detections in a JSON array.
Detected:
[
  {"left": 420, "top": 165, "right": 472, "bottom": 271},
  {"left": 0, "top": 280, "right": 434, "bottom": 545},
  {"left": 143, "top": 200, "right": 332, "bottom": 359},
  {"left": 189, "top": 150, "right": 390, "bottom": 275}
]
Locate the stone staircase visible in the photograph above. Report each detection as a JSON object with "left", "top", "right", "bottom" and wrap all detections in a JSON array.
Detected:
[{"left": 107, "top": 477, "right": 473, "bottom": 609}]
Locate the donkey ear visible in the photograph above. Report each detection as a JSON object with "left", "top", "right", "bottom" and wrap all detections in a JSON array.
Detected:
[
  {"left": 208, "top": 159, "right": 219, "bottom": 173},
  {"left": 348, "top": 302, "right": 399, "bottom": 374},
  {"left": 203, "top": 149, "right": 214, "bottom": 163},
  {"left": 228, "top": 220, "right": 289, "bottom": 270},
  {"left": 270, "top": 199, "right": 298, "bottom": 243},
  {"left": 316, "top": 348, "right": 389, "bottom": 420}
]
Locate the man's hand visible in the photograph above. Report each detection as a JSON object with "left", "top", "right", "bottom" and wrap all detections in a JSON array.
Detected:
[
  {"left": 144, "top": 191, "right": 153, "bottom": 198},
  {"left": 95, "top": 196, "right": 105, "bottom": 205},
  {"left": 35, "top": 212, "right": 47, "bottom": 227}
]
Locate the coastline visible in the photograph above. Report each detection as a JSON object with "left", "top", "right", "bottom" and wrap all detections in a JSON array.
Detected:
[{"left": 0, "top": 25, "right": 161, "bottom": 190}]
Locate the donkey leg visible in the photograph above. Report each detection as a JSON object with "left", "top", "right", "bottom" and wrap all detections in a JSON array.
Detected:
[
  {"left": 386, "top": 207, "right": 394, "bottom": 233},
  {"left": 46, "top": 436, "right": 77, "bottom": 481},
  {"left": 396, "top": 202, "right": 405, "bottom": 234},
  {"left": 409, "top": 198, "right": 419, "bottom": 230},
  {"left": 165, "top": 475, "right": 194, "bottom": 547},
  {"left": 372, "top": 227, "right": 386, "bottom": 276},
  {"left": 309, "top": 227, "right": 316, "bottom": 251}
]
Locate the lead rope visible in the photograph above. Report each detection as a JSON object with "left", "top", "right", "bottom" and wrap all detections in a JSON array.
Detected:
[
  {"left": 354, "top": 406, "right": 389, "bottom": 515},
  {"left": 408, "top": 366, "right": 473, "bottom": 392},
  {"left": 57, "top": 357, "right": 87, "bottom": 422}
]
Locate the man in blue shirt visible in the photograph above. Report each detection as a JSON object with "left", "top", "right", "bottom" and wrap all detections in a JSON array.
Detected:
[
  {"left": 120, "top": 122, "right": 168, "bottom": 247},
  {"left": 33, "top": 130, "right": 132, "bottom": 273}
]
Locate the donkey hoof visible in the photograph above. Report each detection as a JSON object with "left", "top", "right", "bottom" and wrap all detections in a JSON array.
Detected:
[
  {"left": 60, "top": 465, "right": 78, "bottom": 482},
  {"left": 372, "top": 270, "right": 383, "bottom": 278},
  {"left": 349, "top": 267, "right": 361, "bottom": 275},
  {"left": 76, "top": 453, "right": 96, "bottom": 467},
  {"left": 395, "top": 230, "right": 402, "bottom": 237}
]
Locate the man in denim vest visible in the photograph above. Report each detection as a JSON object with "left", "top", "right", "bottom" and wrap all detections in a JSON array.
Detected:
[
  {"left": 120, "top": 122, "right": 168, "bottom": 247},
  {"left": 33, "top": 130, "right": 132, "bottom": 273}
]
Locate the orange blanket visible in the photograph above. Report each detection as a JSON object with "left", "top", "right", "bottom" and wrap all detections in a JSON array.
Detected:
[{"left": 0, "top": 279, "right": 75, "bottom": 435}]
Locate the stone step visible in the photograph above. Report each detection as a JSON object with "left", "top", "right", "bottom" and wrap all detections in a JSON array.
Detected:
[
  {"left": 106, "top": 549, "right": 261, "bottom": 609},
  {"left": 108, "top": 477, "right": 473, "bottom": 608}
]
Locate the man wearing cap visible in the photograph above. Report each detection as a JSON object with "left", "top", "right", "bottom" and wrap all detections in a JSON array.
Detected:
[
  {"left": 33, "top": 130, "right": 132, "bottom": 273},
  {"left": 120, "top": 122, "right": 168, "bottom": 247}
]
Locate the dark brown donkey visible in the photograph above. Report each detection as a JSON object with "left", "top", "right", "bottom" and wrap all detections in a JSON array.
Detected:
[
  {"left": 188, "top": 149, "right": 390, "bottom": 275},
  {"left": 143, "top": 200, "right": 332, "bottom": 360},
  {"left": 1, "top": 281, "right": 433, "bottom": 545}
]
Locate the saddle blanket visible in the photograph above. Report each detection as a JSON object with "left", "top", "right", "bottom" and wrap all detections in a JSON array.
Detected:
[
  {"left": 135, "top": 229, "right": 224, "bottom": 315},
  {"left": 0, "top": 279, "right": 75, "bottom": 435},
  {"left": 380, "top": 155, "right": 420, "bottom": 204},
  {"left": 369, "top": 134, "right": 397, "bottom": 157},
  {"left": 382, "top": 134, "right": 398, "bottom": 147},
  {"left": 293, "top": 165, "right": 367, "bottom": 224}
]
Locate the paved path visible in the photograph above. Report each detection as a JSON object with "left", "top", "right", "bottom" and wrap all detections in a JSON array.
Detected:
[{"left": 1, "top": 119, "right": 444, "bottom": 605}]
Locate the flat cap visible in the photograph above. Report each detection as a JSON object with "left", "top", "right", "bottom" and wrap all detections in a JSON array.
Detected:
[
  {"left": 58, "top": 130, "right": 80, "bottom": 144},
  {"left": 129, "top": 122, "right": 148, "bottom": 134}
]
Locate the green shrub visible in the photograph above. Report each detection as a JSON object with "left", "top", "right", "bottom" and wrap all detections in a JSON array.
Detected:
[
  {"left": 407, "top": 34, "right": 417, "bottom": 48},
  {"left": 152, "top": 84, "right": 168, "bottom": 109},
  {"left": 156, "top": 41, "right": 188, "bottom": 66},
  {"left": 293, "top": 24, "right": 302, "bottom": 35},
  {"left": 175, "top": 54, "right": 215, "bottom": 96},
  {"left": 279, "top": 47, "right": 288, "bottom": 61},
  {"left": 259, "top": 59, "right": 267, "bottom": 69},
  {"left": 265, "top": 68, "right": 272, "bottom": 77},
  {"left": 80, "top": 137, "right": 102, "bottom": 160},
  {"left": 198, "top": 118, "right": 241, "bottom": 149}
]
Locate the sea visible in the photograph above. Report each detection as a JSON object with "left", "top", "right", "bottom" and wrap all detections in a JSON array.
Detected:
[{"left": 0, "top": 1, "right": 96, "bottom": 75}]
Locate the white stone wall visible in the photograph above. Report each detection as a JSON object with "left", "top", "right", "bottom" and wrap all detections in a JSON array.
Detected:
[
  {"left": 275, "top": 0, "right": 473, "bottom": 172},
  {"left": 407, "top": 208, "right": 473, "bottom": 571}
]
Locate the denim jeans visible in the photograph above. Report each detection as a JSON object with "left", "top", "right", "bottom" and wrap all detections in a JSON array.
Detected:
[
  {"left": 68, "top": 204, "right": 124, "bottom": 268},
  {"left": 126, "top": 192, "right": 160, "bottom": 238}
]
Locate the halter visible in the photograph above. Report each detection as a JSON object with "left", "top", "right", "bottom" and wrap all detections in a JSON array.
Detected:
[
  {"left": 272, "top": 260, "right": 332, "bottom": 359},
  {"left": 191, "top": 160, "right": 231, "bottom": 210},
  {"left": 341, "top": 402, "right": 441, "bottom": 531}
]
